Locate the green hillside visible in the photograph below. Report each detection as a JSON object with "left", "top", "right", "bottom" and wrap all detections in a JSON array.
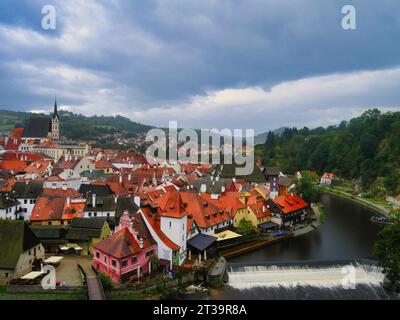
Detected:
[
  {"left": 0, "top": 109, "right": 154, "bottom": 140},
  {"left": 256, "top": 109, "right": 400, "bottom": 194}
]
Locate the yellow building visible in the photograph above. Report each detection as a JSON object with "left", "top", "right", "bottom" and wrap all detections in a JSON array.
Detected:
[{"left": 33, "top": 142, "right": 90, "bottom": 159}]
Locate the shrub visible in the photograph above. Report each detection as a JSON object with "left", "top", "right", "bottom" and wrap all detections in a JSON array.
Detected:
[{"left": 236, "top": 219, "right": 257, "bottom": 236}]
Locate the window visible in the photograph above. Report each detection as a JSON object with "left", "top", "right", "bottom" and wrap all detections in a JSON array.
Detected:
[
  {"left": 104, "top": 256, "right": 107, "bottom": 263},
  {"left": 96, "top": 252, "right": 100, "bottom": 259},
  {"left": 24, "top": 200, "right": 28, "bottom": 204},
  {"left": 132, "top": 256, "right": 137, "bottom": 264},
  {"left": 146, "top": 250, "right": 153, "bottom": 258},
  {"left": 111, "top": 260, "right": 117, "bottom": 267},
  {"left": 122, "top": 260, "right": 128, "bottom": 267}
]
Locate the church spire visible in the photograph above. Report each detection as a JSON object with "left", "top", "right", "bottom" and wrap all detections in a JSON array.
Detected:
[{"left": 53, "top": 97, "right": 59, "bottom": 119}]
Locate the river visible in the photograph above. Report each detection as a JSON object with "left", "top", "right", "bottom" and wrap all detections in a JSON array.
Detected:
[{"left": 209, "top": 194, "right": 398, "bottom": 300}]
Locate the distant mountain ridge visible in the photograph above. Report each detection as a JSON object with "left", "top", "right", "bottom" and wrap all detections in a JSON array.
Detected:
[
  {"left": 0, "top": 109, "right": 154, "bottom": 140},
  {"left": 255, "top": 127, "right": 288, "bottom": 145}
]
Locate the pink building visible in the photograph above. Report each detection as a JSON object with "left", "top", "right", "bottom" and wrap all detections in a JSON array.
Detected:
[{"left": 92, "top": 212, "right": 157, "bottom": 283}]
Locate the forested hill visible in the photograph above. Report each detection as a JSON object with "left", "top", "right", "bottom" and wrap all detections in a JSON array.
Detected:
[
  {"left": 256, "top": 109, "right": 400, "bottom": 192},
  {"left": 0, "top": 109, "right": 154, "bottom": 140}
]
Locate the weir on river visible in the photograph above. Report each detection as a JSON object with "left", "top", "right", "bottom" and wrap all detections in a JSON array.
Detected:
[
  {"left": 227, "top": 260, "right": 384, "bottom": 290},
  {"left": 208, "top": 195, "right": 398, "bottom": 300}
]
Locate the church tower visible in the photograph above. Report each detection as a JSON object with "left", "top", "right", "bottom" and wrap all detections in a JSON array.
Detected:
[{"left": 51, "top": 98, "right": 60, "bottom": 140}]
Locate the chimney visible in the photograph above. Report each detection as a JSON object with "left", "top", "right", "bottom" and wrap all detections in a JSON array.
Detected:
[
  {"left": 128, "top": 174, "right": 132, "bottom": 181},
  {"left": 67, "top": 197, "right": 71, "bottom": 206},
  {"left": 65, "top": 154, "right": 68, "bottom": 161},
  {"left": 134, "top": 196, "right": 141, "bottom": 208},
  {"left": 119, "top": 175, "right": 123, "bottom": 184},
  {"left": 92, "top": 194, "right": 96, "bottom": 207},
  {"left": 62, "top": 184, "right": 67, "bottom": 191},
  {"left": 139, "top": 238, "right": 144, "bottom": 249}
]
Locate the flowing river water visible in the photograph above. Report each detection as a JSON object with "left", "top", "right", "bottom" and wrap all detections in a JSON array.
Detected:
[{"left": 209, "top": 194, "right": 399, "bottom": 300}]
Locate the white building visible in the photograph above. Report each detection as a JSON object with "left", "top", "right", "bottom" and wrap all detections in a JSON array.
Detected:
[{"left": 11, "top": 182, "right": 44, "bottom": 221}]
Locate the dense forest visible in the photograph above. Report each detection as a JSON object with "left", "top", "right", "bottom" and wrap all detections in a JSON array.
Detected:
[
  {"left": 256, "top": 109, "right": 400, "bottom": 194},
  {"left": 0, "top": 109, "right": 153, "bottom": 140}
]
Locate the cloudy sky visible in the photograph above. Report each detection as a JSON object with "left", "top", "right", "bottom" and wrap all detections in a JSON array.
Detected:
[{"left": 1, "top": 0, "right": 400, "bottom": 132}]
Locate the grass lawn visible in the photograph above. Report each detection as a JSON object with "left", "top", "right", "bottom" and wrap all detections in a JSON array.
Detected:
[{"left": 0, "top": 286, "right": 85, "bottom": 301}]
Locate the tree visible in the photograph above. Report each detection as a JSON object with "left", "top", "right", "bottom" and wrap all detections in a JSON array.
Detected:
[
  {"left": 236, "top": 219, "right": 257, "bottom": 236},
  {"left": 265, "top": 131, "right": 276, "bottom": 158},
  {"left": 384, "top": 171, "right": 400, "bottom": 195},
  {"left": 374, "top": 218, "right": 400, "bottom": 291},
  {"left": 295, "top": 171, "right": 322, "bottom": 203}
]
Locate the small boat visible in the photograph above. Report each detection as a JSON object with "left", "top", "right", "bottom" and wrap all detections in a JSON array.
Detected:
[{"left": 370, "top": 215, "right": 393, "bottom": 225}]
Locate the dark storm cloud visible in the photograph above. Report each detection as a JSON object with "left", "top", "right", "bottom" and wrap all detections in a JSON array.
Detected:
[{"left": 0, "top": 0, "right": 399, "bottom": 130}]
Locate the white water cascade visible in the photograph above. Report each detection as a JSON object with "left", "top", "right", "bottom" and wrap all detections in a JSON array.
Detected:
[{"left": 227, "top": 263, "right": 385, "bottom": 290}]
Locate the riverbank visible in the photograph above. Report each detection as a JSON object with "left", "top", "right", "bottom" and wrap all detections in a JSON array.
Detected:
[{"left": 319, "top": 186, "right": 391, "bottom": 216}]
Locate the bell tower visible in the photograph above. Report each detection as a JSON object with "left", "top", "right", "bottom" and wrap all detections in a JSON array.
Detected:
[{"left": 51, "top": 98, "right": 60, "bottom": 140}]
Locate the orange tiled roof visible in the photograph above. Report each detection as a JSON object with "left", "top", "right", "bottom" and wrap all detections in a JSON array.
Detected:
[
  {"left": 181, "top": 192, "right": 233, "bottom": 230},
  {"left": 42, "top": 188, "right": 81, "bottom": 198},
  {"left": 30, "top": 197, "right": 66, "bottom": 221},
  {"left": 62, "top": 201, "right": 85, "bottom": 220},
  {"left": 24, "top": 160, "right": 52, "bottom": 175},
  {"left": 0, "top": 160, "right": 28, "bottom": 172},
  {"left": 272, "top": 194, "right": 308, "bottom": 214},
  {"left": 249, "top": 201, "right": 271, "bottom": 219},
  {"left": 11, "top": 128, "right": 24, "bottom": 139},
  {"left": 140, "top": 207, "right": 180, "bottom": 250},
  {"left": 157, "top": 191, "right": 188, "bottom": 219}
]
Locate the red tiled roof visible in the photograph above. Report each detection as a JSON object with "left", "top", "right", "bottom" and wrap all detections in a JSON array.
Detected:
[
  {"left": 24, "top": 160, "right": 52, "bottom": 175},
  {"left": 200, "top": 193, "right": 246, "bottom": 218},
  {"left": 132, "top": 166, "right": 176, "bottom": 181},
  {"left": 95, "top": 228, "right": 141, "bottom": 259},
  {"left": 55, "top": 157, "right": 81, "bottom": 170},
  {"left": 249, "top": 201, "right": 271, "bottom": 219},
  {"left": 3, "top": 152, "right": 45, "bottom": 162},
  {"left": 42, "top": 188, "right": 81, "bottom": 198},
  {"left": 11, "top": 128, "right": 24, "bottom": 139},
  {"left": 93, "top": 182, "right": 129, "bottom": 197},
  {"left": 140, "top": 207, "right": 180, "bottom": 250},
  {"left": 272, "top": 194, "right": 308, "bottom": 214},
  {"left": 95, "top": 157, "right": 114, "bottom": 169},
  {"left": 180, "top": 192, "right": 232, "bottom": 229},
  {"left": 30, "top": 197, "right": 66, "bottom": 221},
  {"left": 62, "top": 201, "right": 85, "bottom": 220},
  {"left": 157, "top": 191, "right": 188, "bottom": 219},
  {"left": 0, "top": 160, "right": 28, "bottom": 172},
  {"left": 322, "top": 172, "right": 338, "bottom": 179},
  {"left": 5, "top": 138, "right": 21, "bottom": 151}
]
